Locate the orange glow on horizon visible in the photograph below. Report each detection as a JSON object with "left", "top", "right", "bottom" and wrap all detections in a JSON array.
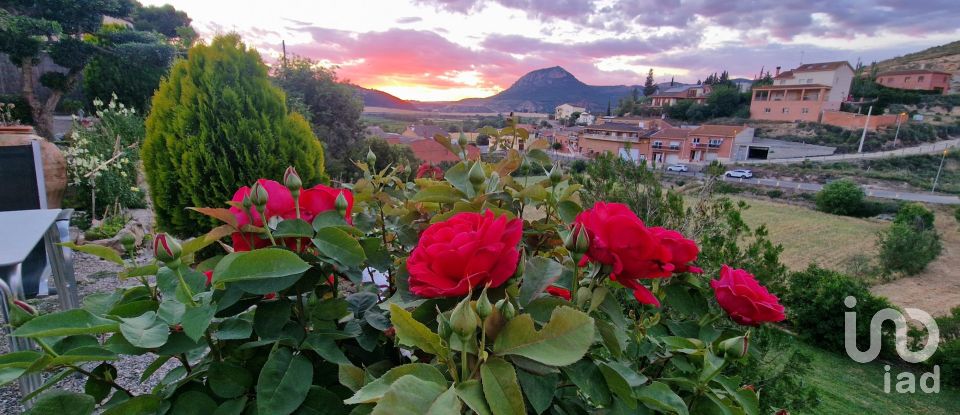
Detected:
[{"left": 371, "top": 83, "right": 503, "bottom": 102}]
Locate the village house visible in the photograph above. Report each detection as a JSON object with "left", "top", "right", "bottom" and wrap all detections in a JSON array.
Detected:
[
  {"left": 875, "top": 69, "right": 953, "bottom": 94},
  {"left": 555, "top": 103, "right": 586, "bottom": 121},
  {"left": 367, "top": 124, "right": 478, "bottom": 164},
  {"left": 576, "top": 112, "right": 596, "bottom": 125},
  {"left": 750, "top": 61, "right": 855, "bottom": 122},
  {"left": 647, "top": 85, "right": 710, "bottom": 108},
  {"left": 401, "top": 124, "right": 449, "bottom": 140},
  {"left": 580, "top": 119, "right": 759, "bottom": 164}
]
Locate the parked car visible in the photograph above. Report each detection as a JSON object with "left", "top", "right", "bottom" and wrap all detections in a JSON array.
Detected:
[
  {"left": 666, "top": 164, "right": 689, "bottom": 172},
  {"left": 724, "top": 169, "right": 754, "bottom": 178}
]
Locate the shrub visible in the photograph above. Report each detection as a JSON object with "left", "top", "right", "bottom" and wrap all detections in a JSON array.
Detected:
[
  {"left": 63, "top": 96, "right": 146, "bottom": 218},
  {"left": 815, "top": 179, "right": 864, "bottom": 216},
  {"left": 782, "top": 265, "right": 894, "bottom": 353},
  {"left": 734, "top": 327, "right": 820, "bottom": 413},
  {"left": 954, "top": 206, "right": 960, "bottom": 223},
  {"left": 83, "top": 213, "right": 127, "bottom": 240},
  {"left": 143, "top": 35, "right": 326, "bottom": 236},
  {"left": 878, "top": 223, "right": 942, "bottom": 275},
  {"left": 766, "top": 189, "right": 783, "bottom": 198},
  {"left": 894, "top": 202, "right": 935, "bottom": 230},
  {"left": 924, "top": 307, "right": 960, "bottom": 386}
]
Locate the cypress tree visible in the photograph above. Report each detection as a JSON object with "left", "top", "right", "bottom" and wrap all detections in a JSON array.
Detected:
[{"left": 143, "top": 34, "right": 326, "bottom": 236}]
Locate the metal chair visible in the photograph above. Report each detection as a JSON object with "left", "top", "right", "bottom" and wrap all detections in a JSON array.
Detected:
[{"left": 0, "top": 140, "right": 78, "bottom": 405}]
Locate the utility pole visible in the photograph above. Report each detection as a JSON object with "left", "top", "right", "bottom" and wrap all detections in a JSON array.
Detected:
[
  {"left": 857, "top": 105, "right": 872, "bottom": 153},
  {"left": 932, "top": 149, "right": 947, "bottom": 192},
  {"left": 893, "top": 112, "right": 905, "bottom": 147}
]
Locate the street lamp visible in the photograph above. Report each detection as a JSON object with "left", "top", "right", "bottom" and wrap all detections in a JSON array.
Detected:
[
  {"left": 932, "top": 149, "right": 948, "bottom": 193},
  {"left": 893, "top": 112, "right": 906, "bottom": 148}
]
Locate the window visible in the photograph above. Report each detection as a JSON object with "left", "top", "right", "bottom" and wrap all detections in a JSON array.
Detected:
[
  {"left": 708, "top": 138, "right": 722, "bottom": 148},
  {"left": 918, "top": 76, "right": 925, "bottom": 82},
  {"left": 669, "top": 141, "right": 681, "bottom": 150},
  {"left": 652, "top": 141, "right": 663, "bottom": 149},
  {"left": 806, "top": 79, "right": 814, "bottom": 84},
  {"left": 692, "top": 138, "right": 701, "bottom": 146},
  {"left": 782, "top": 108, "right": 790, "bottom": 114},
  {"left": 905, "top": 76, "right": 912, "bottom": 82},
  {"left": 764, "top": 107, "right": 771, "bottom": 113},
  {"left": 801, "top": 108, "right": 810, "bottom": 114}
]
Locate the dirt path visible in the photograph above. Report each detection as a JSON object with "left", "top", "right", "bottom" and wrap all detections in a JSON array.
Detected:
[{"left": 872, "top": 208, "right": 960, "bottom": 316}]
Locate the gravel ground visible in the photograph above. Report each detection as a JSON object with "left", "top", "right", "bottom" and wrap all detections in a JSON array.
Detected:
[{"left": 1, "top": 217, "right": 181, "bottom": 413}]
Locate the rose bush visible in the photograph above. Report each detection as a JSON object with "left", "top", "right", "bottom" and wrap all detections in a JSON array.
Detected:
[{"left": 7, "top": 138, "right": 787, "bottom": 415}]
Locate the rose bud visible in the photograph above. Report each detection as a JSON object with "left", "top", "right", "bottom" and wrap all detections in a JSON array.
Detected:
[
  {"left": 450, "top": 296, "right": 479, "bottom": 339},
  {"left": 335, "top": 192, "right": 349, "bottom": 218},
  {"left": 437, "top": 310, "right": 453, "bottom": 341},
  {"left": 283, "top": 166, "right": 302, "bottom": 193},
  {"left": 250, "top": 181, "right": 269, "bottom": 210},
  {"left": 241, "top": 194, "right": 253, "bottom": 210},
  {"left": 719, "top": 335, "right": 750, "bottom": 359},
  {"left": 476, "top": 288, "right": 493, "bottom": 320},
  {"left": 549, "top": 163, "right": 562, "bottom": 185},
  {"left": 496, "top": 298, "right": 516, "bottom": 320},
  {"left": 12, "top": 299, "right": 36, "bottom": 316},
  {"left": 575, "top": 287, "right": 592, "bottom": 308},
  {"left": 366, "top": 148, "right": 377, "bottom": 167},
  {"left": 153, "top": 233, "right": 182, "bottom": 265},
  {"left": 468, "top": 161, "right": 485, "bottom": 186},
  {"left": 741, "top": 385, "right": 756, "bottom": 392},
  {"left": 457, "top": 133, "right": 468, "bottom": 148}
]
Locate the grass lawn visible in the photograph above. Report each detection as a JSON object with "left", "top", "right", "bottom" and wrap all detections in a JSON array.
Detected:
[
  {"left": 733, "top": 196, "right": 889, "bottom": 275},
  {"left": 796, "top": 339, "right": 960, "bottom": 415}
]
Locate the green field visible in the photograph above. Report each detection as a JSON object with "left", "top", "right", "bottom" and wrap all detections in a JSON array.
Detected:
[
  {"left": 796, "top": 340, "right": 960, "bottom": 415},
  {"left": 733, "top": 197, "right": 889, "bottom": 275}
]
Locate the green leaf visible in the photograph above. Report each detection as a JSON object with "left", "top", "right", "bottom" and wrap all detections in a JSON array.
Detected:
[
  {"left": 556, "top": 200, "right": 582, "bottom": 223},
  {"left": 84, "top": 363, "right": 117, "bottom": 403},
  {"left": 216, "top": 318, "right": 253, "bottom": 340},
  {"left": 411, "top": 185, "right": 467, "bottom": 203},
  {"left": 712, "top": 375, "right": 759, "bottom": 415},
  {"left": 181, "top": 305, "right": 216, "bottom": 342},
  {"left": 517, "top": 257, "right": 563, "bottom": 307},
  {"left": 212, "top": 249, "right": 310, "bottom": 287},
  {"left": 257, "top": 347, "right": 313, "bottom": 415},
  {"left": 516, "top": 369, "right": 557, "bottom": 415},
  {"left": 24, "top": 390, "right": 95, "bottom": 415},
  {"left": 214, "top": 397, "right": 248, "bottom": 415},
  {"left": 209, "top": 361, "right": 254, "bottom": 399},
  {"left": 312, "top": 227, "right": 367, "bottom": 267},
  {"left": 370, "top": 376, "right": 458, "bottom": 415},
  {"left": 345, "top": 363, "right": 447, "bottom": 405},
  {"left": 101, "top": 395, "right": 161, "bottom": 415},
  {"left": 255, "top": 300, "right": 292, "bottom": 339},
  {"left": 636, "top": 381, "right": 688, "bottom": 415},
  {"left": 312, "top": 210, "right": 348, "bottom": 230},
  {"left": 493, "top": 306, "right": 594, "bottom": 366},
  {"left": 181, "top": 225, "right": 235, "bottom": 257},
  {"left": 700, "top": 349, "right": 726, "bottom": 383},
  {"left": 389, "top": 304, "right": 446, "bottom": 356},
  {"left": 0, "top": 351, "right": 45, "bottom": 387},
  {"left": 60, "top": 242, "right": 123, "bottom": 265},
  {"left": 455, "top": 380, "right": 492, "bottom": 415},
  {"left": 295, "top": 386, "right": 347, "bottom": 415},
  {"left": 13, "top": 309, "right": 119, "bottom": 338},
  {"left": 49, "top": 346, "right": 118, "bottom": 365},
  {"left": 171, "top": 390, "right": 219, "bottom": 415},
  {"left": 119, "top": 263, "right": 159, "bottom": 280},
  {"left": 303, "top": 334, "right": 351, "bottom": 365},
  {"left": 274, "top": 218, "right": 316, "bottom": 238},
  {"left": 157, "top": 300, "right": 186, "bottom": 325},
  {"left": 119, "top": 311, "right": 169, "bottom": 348},
  {"left": 480, "top": 357, "right": 525, "bottom": 415},
  {"left": 596, "top": 319, "right": 626, "bottom": 359},
  {"left": 339, "top": 364, "right": 366, "bottom": 392},
  {"left": 561, "top": 359, "right": 611, "bottom": 406},
  {"left": 598, "top": 361, "right": 648, "bottom": 409}
]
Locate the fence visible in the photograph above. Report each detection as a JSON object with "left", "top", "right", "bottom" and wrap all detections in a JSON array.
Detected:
[{"left": 738, "top": 139, "right": 959, "bottom": 165}]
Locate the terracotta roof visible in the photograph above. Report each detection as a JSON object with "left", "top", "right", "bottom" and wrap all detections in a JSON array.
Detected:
[
  {"left": 389, "top": 139, "right": 480, "bottom": 164},
  {"left": 752, "top": 84, "right": 832, "bottom": 90},
  {"left": 406, "top": 124, "right": 449, "bottom": 140},
  {"left": 877, "top": 69, "right": 953, "bottom": 77},
  {"left": 583, "top": 123, "right": 646, "bottom": 133},
  {"left": 690, "top": 125, "right": 745, "bottom": 137},
  {"left": 773, "top": 70, "right": 795, "bottom": 79},
  {"left": 652, "top": 128, "right": 690, "bottom": 140},
  {"left": 792, "top": 61, "right": 854, "bottom": 73}
]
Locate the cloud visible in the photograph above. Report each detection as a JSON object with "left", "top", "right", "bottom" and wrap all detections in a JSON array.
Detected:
[{"left": 396, "top": 16, "right": 423, "bottom": 24}]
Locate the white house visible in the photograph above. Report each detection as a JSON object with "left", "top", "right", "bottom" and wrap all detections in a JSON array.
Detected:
[
  {"left": 576, "top": 112, "right": 596, "bottom": 125},
  {"left": 555, "top": 103, "right": 586, "bottom": 121}
]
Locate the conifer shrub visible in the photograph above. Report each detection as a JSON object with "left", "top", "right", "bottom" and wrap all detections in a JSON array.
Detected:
[{"left": 143, "top": 34, "right": 325, "bottom": 235}]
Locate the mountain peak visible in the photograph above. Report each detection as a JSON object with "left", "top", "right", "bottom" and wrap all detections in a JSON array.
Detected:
[{"left": 504, "top": 66, "right": 585, "bottom": 93}]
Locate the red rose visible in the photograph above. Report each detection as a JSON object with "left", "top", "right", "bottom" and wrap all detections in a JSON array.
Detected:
[
  {"left": 649, "top": 227, "right": 702, "bottom": 274},
  {"left": 574, "top": 202, "right": 672, "bottom": 306},
  {"left": 545, "top": 286, "right": 571, "bottom": 300},
  {"left": 203, "top": 270, "right": 213, "bottom": 286},
  {"left": 711, "top": 265, "right": 786, "bottom": 326},
  {"left": 416, "top": 163, "right": 444, "bottom": 180},
  {"left": 407, "top": 211, "right": 522, "bottom": 298},
  {"left": 229, "top": 179, "right": 353, "bottom": 251}
]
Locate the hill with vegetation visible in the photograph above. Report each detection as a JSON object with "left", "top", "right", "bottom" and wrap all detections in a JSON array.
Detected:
[{"left": 870, "top": 40, "right": 960, "bottom": 73}]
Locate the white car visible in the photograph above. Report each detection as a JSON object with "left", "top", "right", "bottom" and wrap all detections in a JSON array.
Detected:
[
  {"left": 725, "top": 169, "right": 754, "bottom": 178},
  {"left": 666, "top": 164, "right": 689, "bottom": 172}
]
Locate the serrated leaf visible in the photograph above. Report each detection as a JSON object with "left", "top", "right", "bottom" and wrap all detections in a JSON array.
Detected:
[
  {"left": 24, "top": 390, "right": 95, "bottom": 415},
  {"left": 344, "top": 363, "right": 447, "bottom": 405},
  {"left": 119, "top": 311, "right": 168, "bottom": 348},
  {"left": 411, "top": 185, "right": 467, "bottom": 203},
  {"left": 598, "top": 361, "right": 648, "bottom": 409},
  {"left": 389, "top": 304, "right": 446, "bottom": 356},
  {"left": 480, "top": 357, "right": 525, "bottom": 415},
  {"left": 370, "top": 376, "right": 458, "bottom": 415},
  {"left": 493, "top": 306, "right": 594, "bottom": 366},
  {"left": 60, "top": 242, "right": 123, "bottom": 265},
  {"left": 14, "top": 309, "right": 119, "bottom": 338},
  {"left": 313, "top": 227, "right": 366, "bottom": 267},
  {"left": 212, "top": 248, "right": 310, "bottom": 288},
  {"left": 517, "top": 257, "right": 563, "bottom": 307},
  {"left": 636, "top": 381, "right": 688, "bottom": 415},
  {"left": 257, "top": 347, "right": 313, "bottom": 415}
]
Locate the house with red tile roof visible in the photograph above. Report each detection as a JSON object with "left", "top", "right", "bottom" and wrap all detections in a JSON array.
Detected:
[
  {"left": 750, "top": 61, "right": 855, "bottom": 122},
  {"left": 647, "top": 85, "right": 710, "bottom": 108},
  {"left": 876, "top": 69, "right": 953, "bottom": 94},
  {"left": 401, "top": 124, "right": 449, "bottom": 140}
]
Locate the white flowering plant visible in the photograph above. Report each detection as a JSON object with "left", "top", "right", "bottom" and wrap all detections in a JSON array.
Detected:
[
  {"left": 0, "top": 101, "right": 20, "bottom": 126},
  {"left": 64, "top": 94, "right": 146, "bottom": 220}
]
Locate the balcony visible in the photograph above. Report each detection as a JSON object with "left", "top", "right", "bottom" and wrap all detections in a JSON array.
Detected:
[
  {"left": 581, "top": 133, "right": 639, "bottom": 143},
  {"left": 652, "top": 143, "right": 663, "bottom": 149},
  {"left": 667, "top": 145, "right": 681, "bottom": 151},
  {"left": 708, "top": 144, "right": 722, "bottom": 149}
]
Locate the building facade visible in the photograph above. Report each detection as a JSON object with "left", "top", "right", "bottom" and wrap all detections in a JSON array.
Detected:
[
  {"left": 555, "top": 103, "right": 586, "bottom": 121},
  {"left": 750, "top": 61, "right": 855, "bottom": 122},
  {"left": 876, "top": 70, "right": 952, "bottom": 94},
  {"left": 648, "top": 85, "right": 710, "bottom": 108},
  {"left": 579, "top": 122, "right": 751, "bottom": 164}
]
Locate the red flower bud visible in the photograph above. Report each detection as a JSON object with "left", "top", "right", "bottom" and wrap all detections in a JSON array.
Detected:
[
  {"left": 250, "top": 181, "right": 269, "bottom": 209},
  {"left": 383, "top": 327, "right": 396, "bottom": 338},
  {"left": 153, "top": 233, "right": 181, "bottom": 264},
  {"left": 283, "top": 166, "right": 302, "bottom": 192},
  {"left": 203, "top": 270, "right": 213, "bottom": 286},
  {"left": 12, "top": 299, "right": 36, "bottom": 316}
]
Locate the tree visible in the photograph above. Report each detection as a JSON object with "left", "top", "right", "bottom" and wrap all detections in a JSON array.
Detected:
[
  {"left": 0, "top": 0, "right": 133, "bottom": 137},
  {"left": 131, "top": 3, "right": 191, "bottom": 38},
  {"left": 665, "top": 100, "right": 694, "bottom": 120},
  {"left": 143, "top": 35, "right": 326, "bottom": 236},
  {"left": 643, "top": 68, "right": 657, "bottom": 96},
  {"left": 566, "top": 111, "right": 581, "bottom": 127},
  {"left": 878, "top": 223, "right": 942, "bottom": 274},
  {"left": 606, "top": 99, "right": 611, "bottom": 116},
  {"left": 814, "top": 179, "right": 864, "bottom": 216},
  {"left": 706, "top": 85, "right": 744, "bottom": 118},
  {"left": 274, "top": 56, "right": 364, "bottom": 178},
  {"left": 83, "top": 28, "right": 177, "bottom": 111}
]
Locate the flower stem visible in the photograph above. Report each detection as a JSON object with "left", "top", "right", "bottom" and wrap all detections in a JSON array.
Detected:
[
  {"left": 460, "top": 344, "right": 469, "bottom": 381},
  {"left": 172, "top": 266, "right": 198, "bottom": 307},
  {"left": 257, "top": 206, "right": 277, "bottom": 246}
]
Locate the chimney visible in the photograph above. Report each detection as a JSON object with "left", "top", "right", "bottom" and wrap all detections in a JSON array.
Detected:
[{"left": 775, "top": 66, "right": 781, "bottom": 77}]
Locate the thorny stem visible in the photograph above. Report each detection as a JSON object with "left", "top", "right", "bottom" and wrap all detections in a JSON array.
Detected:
[
  {"left": 377, "top": 202, "right": 395, "bottom": 295},
  {"left": 460, "top": 342, "right": 469, "bottom": 381},
  {"left": 178, "top": 354, "right": 193, "bottom": 373},
  {"left": 35, "top": 338, "right": 133, "bottom": 396},
  {"left": 294, "top": 197, "right": 302, "bottom": 252}
]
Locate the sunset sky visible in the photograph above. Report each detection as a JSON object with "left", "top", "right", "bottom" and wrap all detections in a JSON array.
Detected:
[{"left": 141, "top": 0, "right": 960, "bottom": 102}]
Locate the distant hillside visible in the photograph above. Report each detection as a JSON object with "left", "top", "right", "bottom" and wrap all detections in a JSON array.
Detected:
[
  {"left": 420, "top": 66, "right": 639, "bottom": 114},
  {"left": 870, "top": 40, "right": 960, "bottom": 73},
  {"left": 351, "top": 85, "right": 418, "bottom": 110}
]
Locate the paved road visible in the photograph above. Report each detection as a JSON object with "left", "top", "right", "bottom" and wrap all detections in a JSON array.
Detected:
[
  {"left": 737, "top": 138, "right": 959, "bottom": 165},
  {"left": 667, "top": 171, "right": 960, "bottom": 205}
]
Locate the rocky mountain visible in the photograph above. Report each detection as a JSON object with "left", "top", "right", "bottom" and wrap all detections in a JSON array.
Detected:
[
  {"left": 870, "top": 40, "right": 960, "bottom": 74},
  {"left": 352, "top": 85, "right": 418, "bottom": 110}
]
